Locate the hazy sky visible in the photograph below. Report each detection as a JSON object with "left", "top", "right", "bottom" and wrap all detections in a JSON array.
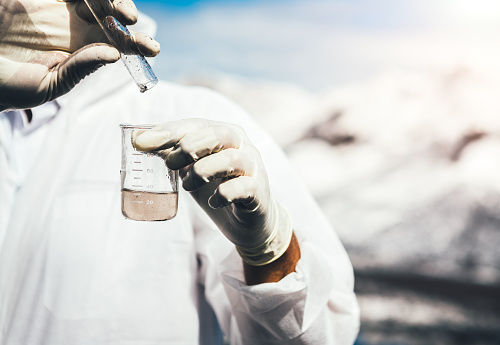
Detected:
[{"left": 134, "top": 0, "right": 500, "bottom": 90}]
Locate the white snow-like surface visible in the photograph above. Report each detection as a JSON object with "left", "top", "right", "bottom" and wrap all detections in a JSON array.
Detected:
[{"left": 185, "top": 66, "right": 500, "bottom": 244}]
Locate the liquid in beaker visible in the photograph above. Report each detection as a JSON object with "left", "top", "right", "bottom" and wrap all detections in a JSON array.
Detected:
[{"left": 120, "top": 124, "right": 179, "bottom": 221}]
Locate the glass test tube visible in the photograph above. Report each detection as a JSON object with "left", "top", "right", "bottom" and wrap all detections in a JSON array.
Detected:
[{"left": 83, "top": 0, "right": 158, "bottom": 92}]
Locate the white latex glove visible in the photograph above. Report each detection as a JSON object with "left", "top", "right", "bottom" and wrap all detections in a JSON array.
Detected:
[
  {"left": 0, "top": 0, "right": 160, "bottom": 112},
  {"left": 133, "top": 119, "right": 293, "bottom": 266}
]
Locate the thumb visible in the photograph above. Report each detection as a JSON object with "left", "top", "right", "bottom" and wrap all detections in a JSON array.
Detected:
[{"left": 52, "top": 43, "right": 120, "bottom": 96}]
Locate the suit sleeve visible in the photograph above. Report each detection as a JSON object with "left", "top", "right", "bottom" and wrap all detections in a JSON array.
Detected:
[{"left": 187, "top": 87, "right": 360, "bottom": 344}]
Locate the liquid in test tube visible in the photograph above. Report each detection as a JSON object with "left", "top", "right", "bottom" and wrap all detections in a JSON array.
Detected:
[{"left": 83, "top": 0, "right": 158, "bottom": 92}]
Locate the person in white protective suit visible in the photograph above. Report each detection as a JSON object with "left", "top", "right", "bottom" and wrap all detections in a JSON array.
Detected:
[{"left": 0, "top": 1, "right": 360, "bottom": 344}]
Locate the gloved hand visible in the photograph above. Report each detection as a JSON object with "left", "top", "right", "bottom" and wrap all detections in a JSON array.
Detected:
[
  {"left": 0, "top": 0, "right": 160, "bottom": 112},
  {"left": 133, "top": 119, "right": 293, "bottom": 266}
]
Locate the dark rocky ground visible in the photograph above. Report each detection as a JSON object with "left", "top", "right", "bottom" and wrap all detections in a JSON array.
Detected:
[{"left": 350, "top": 187, "right": 500, "bottom": 345}]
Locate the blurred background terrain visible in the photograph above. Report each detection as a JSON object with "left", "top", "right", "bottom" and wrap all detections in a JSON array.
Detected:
[{"left": 136, "top": 1, "right": 500, "bottom": 344}]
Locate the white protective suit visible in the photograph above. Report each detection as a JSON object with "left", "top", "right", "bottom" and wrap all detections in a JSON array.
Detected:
[{"left": 0, "top": 30, "right": 359, "bottom": 345}]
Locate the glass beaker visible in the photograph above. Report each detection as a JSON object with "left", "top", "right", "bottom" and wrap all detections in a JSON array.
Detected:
[{"left": 120, "top": 124, "right": 179, "bottom": 221}]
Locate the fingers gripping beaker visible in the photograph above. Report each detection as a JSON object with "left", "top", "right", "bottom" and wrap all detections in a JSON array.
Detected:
[{"left": 120, "top": 124, "right": 179, "bottom": 221}]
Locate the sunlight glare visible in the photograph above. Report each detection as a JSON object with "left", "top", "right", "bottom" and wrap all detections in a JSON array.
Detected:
[{"left": 453, "top": 0, "right": 500, "bottom": 21}]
